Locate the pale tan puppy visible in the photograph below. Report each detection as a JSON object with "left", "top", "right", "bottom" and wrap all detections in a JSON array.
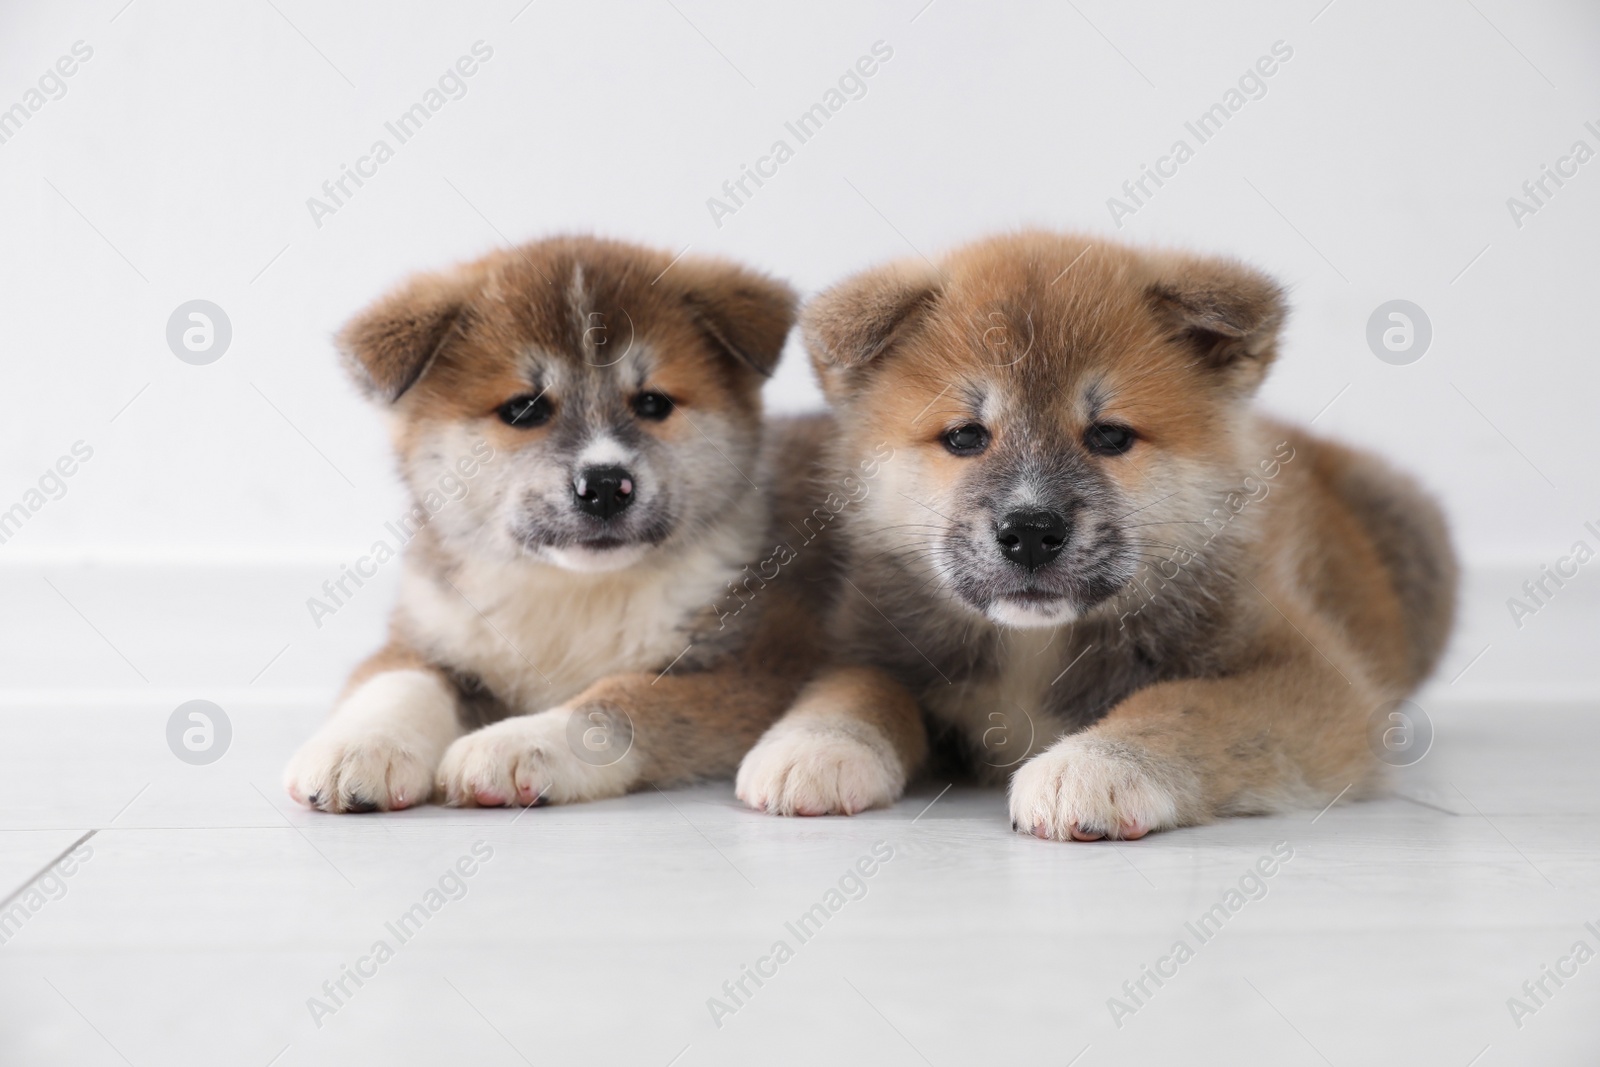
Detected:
[
  {"left": 284, "top": 236, "right": 836, "bottom": 813},
  {"left": 737, "top": 231, "right": 1457, "bottom": 839}
]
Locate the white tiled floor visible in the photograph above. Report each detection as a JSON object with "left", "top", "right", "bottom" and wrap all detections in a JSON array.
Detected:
[{"left": 2, "top": 697, "right": 1597, "bottom": 1066}]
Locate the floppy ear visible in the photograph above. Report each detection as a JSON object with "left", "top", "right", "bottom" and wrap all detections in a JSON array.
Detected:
[
  {"left": 673, "top": 259, "right": 797, "bottom": 378},
  {"left": 802, "top": 260, "right": 942, "bottom": 398},
  {"left": 336, "top": 269, "right": 474, "bottom": 403},
  {"left": 1147, "top": 255, "right": 1286, "bottom": 393}
]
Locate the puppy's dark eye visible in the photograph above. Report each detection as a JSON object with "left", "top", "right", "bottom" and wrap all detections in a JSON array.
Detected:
[
  {"left": 633, "top": 391, "right": 673, "bottom": 421},
  {"left": 1085, "top": 423, "right": 1136, "bottom": 456},
  {"left": 498, "top": 393, "right": 551, "bottom": 428},
  {"left": 943, "top": 424, "right": 989, "bottom": 455}
]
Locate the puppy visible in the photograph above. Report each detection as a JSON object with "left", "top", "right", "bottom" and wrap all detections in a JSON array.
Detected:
[
  {"left": 284, "top": 236, "right": 834, "bottom": 812},
  {"left": 736, "top": 231, "right": 1457, "bottom": 839}
]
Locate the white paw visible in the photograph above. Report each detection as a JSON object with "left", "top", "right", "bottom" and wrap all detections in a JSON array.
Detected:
[
  {"left": 436, "top": 707, "right": 637, "bottom": 807},
  {"left": 736, "top": 722, "right": 904, "bottom": 816},
  {"left": 1008, "top": 736, "right": 1187, "bottom": 841},
  {"left": 284, "top": 730, "right": 437, "bottom": 813},
  {"left": 283, "top": 670, "right": 459, "bottom": 813}
]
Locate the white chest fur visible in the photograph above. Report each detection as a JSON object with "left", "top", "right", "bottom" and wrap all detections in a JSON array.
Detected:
[
  {"left": 397, "top": 528, "right": 754, "bottom": 713},
  {"left": 929, "top": 626, "right": 1071, "bottom": 767}
]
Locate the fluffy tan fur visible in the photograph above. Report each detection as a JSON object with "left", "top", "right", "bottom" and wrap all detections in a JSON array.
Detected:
[{"left": 737, "top": 231, "right": 1458, "bottom": 839}]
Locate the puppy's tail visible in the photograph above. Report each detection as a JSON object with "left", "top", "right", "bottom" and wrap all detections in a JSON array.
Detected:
[{"left": 1323, "top": 445, "right": 1460, "bottom": 690}]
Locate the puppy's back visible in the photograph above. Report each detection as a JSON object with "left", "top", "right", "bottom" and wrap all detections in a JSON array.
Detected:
[
  {"left": 761, "top": 412, "right": 843, "bottom": 594},
  {"left": 1268, "top": 419, "right": 1458, "bottom": 691}
]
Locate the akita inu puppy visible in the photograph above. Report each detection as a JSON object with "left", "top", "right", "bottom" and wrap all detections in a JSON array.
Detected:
[
  {"left": 285, "top": 236, "right": 834, "bottom": 813},
  {"left": 736, "top": 232, "right": 1457, "bottom": 839}
]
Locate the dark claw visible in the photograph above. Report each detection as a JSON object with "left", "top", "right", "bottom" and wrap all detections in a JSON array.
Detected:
[{"left": 345, "top": 797, "right": 379, "bottom": 814}]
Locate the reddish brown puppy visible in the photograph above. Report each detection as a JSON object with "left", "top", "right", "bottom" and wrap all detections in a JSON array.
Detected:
[{"left": 737, "top": 232, "right": 1457, "bottom": 839}]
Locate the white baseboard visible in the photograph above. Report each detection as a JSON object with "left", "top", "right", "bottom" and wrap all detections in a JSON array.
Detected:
[{"left": 0, "top": 561, "right": 1591, "bottom": 704}]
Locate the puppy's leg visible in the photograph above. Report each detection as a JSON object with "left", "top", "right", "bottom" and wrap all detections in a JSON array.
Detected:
[
  {"left": 435, "top": 668, "right": 804, "bottom": 807},
  {"left": 283, "top": 645, "right": 463, "bottom": 813},
  {"left": 736, "top": 666, "right": 927, "bottom": 817},
  {"left": 1009, "top": 642, "right": 1382, "bottom": 841}
]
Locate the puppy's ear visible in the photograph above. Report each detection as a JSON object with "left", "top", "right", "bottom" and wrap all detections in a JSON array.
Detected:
[
  {"left": 1148, "top": 255, "right": 1286, "bottom": 393},
  {"left": 337, "top": 269, "right": 474, "bottom": 403},
  {"left": 802, "top": 261, "right": 942, "bottom": 401},
  {"left": 673, "top": 259, "right": 797, "bottom": 378}
]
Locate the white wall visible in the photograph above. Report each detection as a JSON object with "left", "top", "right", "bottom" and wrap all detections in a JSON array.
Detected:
[{"left": 1, "top": 0, "right": 1596, "bottom": 694}]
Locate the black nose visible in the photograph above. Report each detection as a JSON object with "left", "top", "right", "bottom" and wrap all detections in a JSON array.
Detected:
[
  {"left": 995, "top": 509, "right": 1068, "bottom": 572},
  {"left": 573, "top": 465, "right": 635, "bottom": 520}
]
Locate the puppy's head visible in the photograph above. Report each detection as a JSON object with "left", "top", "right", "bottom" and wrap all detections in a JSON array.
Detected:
[
  {"left": 806, "top": 232, "right": 1285, "bottom": 628},
  {"left": 341, "top": 236, "right": 794, "bottom": 572}
]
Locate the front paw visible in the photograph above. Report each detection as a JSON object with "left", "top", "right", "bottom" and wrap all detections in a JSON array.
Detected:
[
  {"left": 436, "top": 707, "right": 636, "bottom": 807},
  {"left": 1008, "top": 736, "right": 1189, "bottom": 841},
  {"left": 283, "top": 729, "right": 437, "bottom": 813},
  {"left": 736, "top": 722, "right": 904, "bottom": 816}
]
